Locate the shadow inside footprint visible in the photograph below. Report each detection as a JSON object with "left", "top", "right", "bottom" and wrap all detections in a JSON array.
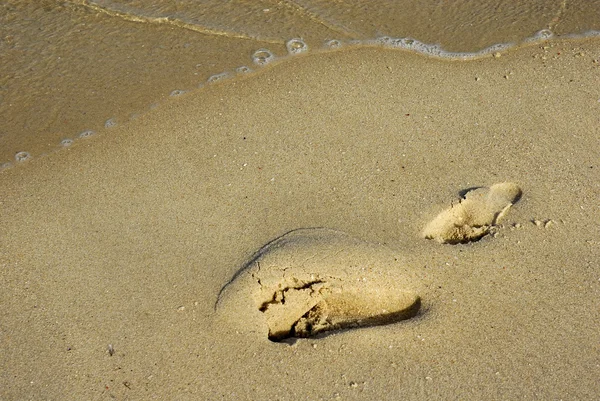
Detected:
[
  {"left": 216, "top": 228, "right": 422, "bottom": 342},
  {"left": 423, "top": 182, "right": 522, "bottom": 244}
]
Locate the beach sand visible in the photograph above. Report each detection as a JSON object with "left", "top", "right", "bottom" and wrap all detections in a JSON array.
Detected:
[{"left": 1, "top": 39, "right": 599, "bottom": 399}]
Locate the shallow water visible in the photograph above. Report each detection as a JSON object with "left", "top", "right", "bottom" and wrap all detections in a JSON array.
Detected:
[{"left": 1, "top": 0, "right": 600, "bottom": 167}]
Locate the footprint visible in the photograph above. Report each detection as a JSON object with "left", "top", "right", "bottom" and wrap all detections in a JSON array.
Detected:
[
  {"left": 216, "top": 228, "right": 422, "bottom": 342},
  {"left": 422, "top": 182, "right": 522, "bottom": 244}
]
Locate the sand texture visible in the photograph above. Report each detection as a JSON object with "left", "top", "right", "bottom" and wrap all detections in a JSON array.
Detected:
[
  {"left": 1, "top": 39, "right": 600, "bottom": 399},
  {"left": 217, "top": 228, "right": 422, "bottom": 342}
]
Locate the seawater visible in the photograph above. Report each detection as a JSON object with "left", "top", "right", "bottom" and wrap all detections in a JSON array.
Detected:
[{"left": 1, "top": 0, "right": 600, "bottom": 170}]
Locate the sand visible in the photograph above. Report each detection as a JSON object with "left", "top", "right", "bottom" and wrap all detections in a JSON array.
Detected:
[{"left": 1, "top": 38, "right": 599, "bottom": 399}]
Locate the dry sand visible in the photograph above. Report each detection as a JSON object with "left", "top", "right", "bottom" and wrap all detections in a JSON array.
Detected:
[{"left": 1, "top": 38, "right": 599, "bottom": 399}]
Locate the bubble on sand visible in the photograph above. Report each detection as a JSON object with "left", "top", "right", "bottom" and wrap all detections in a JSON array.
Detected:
[
  {"left": 207, "top": 72, "right": 231, "bottom": 84},
  {"left": 370, "top": 35, "right": 516, "bottom": 60},
  {"left": 392, "top": 38, "right": 426, "bottom": 51},
  {"left": 15, "top": 151, "right": 31, "bottom": 162},
  {"left": 170, "top": 89, "right": 187, "bottom": 97},
  {"left": 375, "top": 36, "right": 441, "bottom": 56},
  {"left": 104, "top": 118, "right": 117, "bottom": 128},
  {"left": 286, "top": 38, "right": 308, "bottom": 55},
  {"left": 252, "top": 48, "right": 275, "bottom": 66},
  {"left": 534, "top": 29, "right": 554, "bottom": 40},
  {"left": 401, "top": 38, "right": 416, "bottom": 47},
  {"left": 523, "top": 29, "right": 554, "bottom": 44},
  {"left": 78, "top": 130, "right": 95, "bottom": 139},
  {"left": 376, "top": 36, "right": 393, "bottom": 45},
  {"left": 60, "top": 139, "right": 74, "bottom": 147},
  {"left": 236, "top": 66, "right": 252, "bottom": 74},
  {"left": 1, "top": 162, "right": 13, "bottom": 171},
  {"left": 324, "top": 39, "right": 343, "bottom": 49}
]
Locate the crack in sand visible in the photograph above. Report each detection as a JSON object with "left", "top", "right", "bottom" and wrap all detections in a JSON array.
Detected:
[{"left": 258, "top": 280, "right": 326, "bottom": 312}]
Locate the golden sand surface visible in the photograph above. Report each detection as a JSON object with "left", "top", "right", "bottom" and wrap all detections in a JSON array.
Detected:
[{"left": 1, "top": 39, "right": 599, "bottom": 399}]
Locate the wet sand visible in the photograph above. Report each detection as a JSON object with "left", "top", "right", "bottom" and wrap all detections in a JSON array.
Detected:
[{"left": 1, "top": 39, "right": 599, "bottom": 399}]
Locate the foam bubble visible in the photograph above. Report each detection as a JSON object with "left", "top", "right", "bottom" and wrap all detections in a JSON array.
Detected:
[
  {"left": 252, "top": 48, "right": 275, "bottom": 66},
  {"left": 534, "top": 29, "right": 554, "bottom": 40},
  {"left": 366, "top": 35, "right": 520, "bottom": 59},
  {"left": 375, "top": 36, "right": 394, "bottom": 46},
  {"left": 324, "top": 39, "right": 343, "bottom": 49},
  {"left": 170, "top": 89, "right": 187, "bottom": 97},
  {"left": 400, "top": 38, "right": 420, "bottom": 48},
  {"left": 374, "top": 36, "right": 444, "bottom": 57},
  {"left": 286, "top": 38, "right": 308, "bottom": 55},
  {"left": 236, "top": 66, "right": 252, "bottom": 74},
  {"left": 61, "top": 139, "right": 74, "bottom": 147},
  {"left": 410, "top": 42, "right": 443, "bottom": 57},
  {"left": 522, "top": 29, "right": 554, "bottom": 44},
  {"left": 15, "top": 151, "right": 31, "bottom": 162},
  {"left": 1, "top": 162, "right": 13, "bottom": 171},
  {"left": 207, "top": 72, "right": 231, "bottom": 84},
  {"left": 393, "top": 38, "right": 419, "bottom": 49},
  {"left": 78, "top": 130, "right": 95, "bottom": 139},
  {"left": 374, "top": 36, "right": 419, "bottom": 50},
  {"left": 104, "top": 118, "right": 117, "bottom": 128}
]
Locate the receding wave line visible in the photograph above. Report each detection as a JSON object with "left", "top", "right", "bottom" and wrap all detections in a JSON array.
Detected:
[
  {"left": 69, "top": 0, "right": 284, "bottom": 44},
  {"left": 280, "top": 0, "right": 360, "bottom": 38}
]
